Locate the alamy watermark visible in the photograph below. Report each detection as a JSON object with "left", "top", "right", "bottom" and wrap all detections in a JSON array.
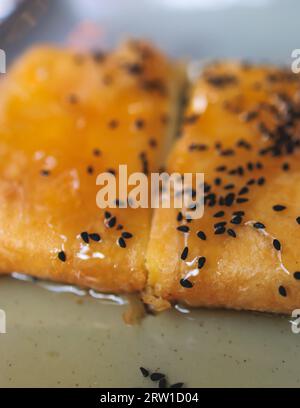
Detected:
[
  {"left": 0, "top": 309, "right": 6, "bottom": 333},
  {"left": 0, "top": 49, "right": 6, "bottom": 74},
  {"left": 291, "top": 49, "right": 300, "bottom": 73},
  {"left": 291, "top": 309, "right": 300, "bottom": 334},
  {"left": 96, "top": 165, "right": 204, "bottom": 220}
]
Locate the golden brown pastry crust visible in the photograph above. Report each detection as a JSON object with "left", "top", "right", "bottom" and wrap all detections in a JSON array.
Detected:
[
  {"left": 0, "top": 40, "right": 182, "bottom": 293},
  {"left": 145, "top": 61, "right": 300, "bottom": 313}
]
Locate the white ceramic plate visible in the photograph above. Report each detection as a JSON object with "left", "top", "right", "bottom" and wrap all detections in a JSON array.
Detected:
[{"left": 0, "top": 0, "right": 300, "bottom": 388}]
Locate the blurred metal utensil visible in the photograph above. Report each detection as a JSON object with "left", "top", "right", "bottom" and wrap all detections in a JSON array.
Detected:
[{"left": 0, "top": 0, "right": 49, "bottom": 63}]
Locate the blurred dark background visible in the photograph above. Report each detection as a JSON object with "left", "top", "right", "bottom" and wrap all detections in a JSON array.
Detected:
[{"left": 0, "top": 0, "right": 299, "bottom": 64}]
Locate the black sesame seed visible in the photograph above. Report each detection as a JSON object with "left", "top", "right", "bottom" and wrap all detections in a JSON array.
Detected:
[
  {"left": 204, "top": 183, "right": 211, "bottom": 193},
  {"left": 150, "top": 373, "right": 165, "bottom": 382},
  {"left": 214, "top": 226, "right": 226, "bottom": 235},
  {"left": 188, "top": 143, "right": 208, "bottom": 151},
  {"left": 297, "top": 217, "right": 300, "bottom": 225},
  {"left": 107, "top": 168, "right": 116, "bottom": 175},
  {"left": 293, "top": 272, "right": 300, "bottom": 280},
  {"left": 104, "top": 211, "right": 111, "bottom": 219},
  {"left": 142, "top": 79, "right": 166, "bottom": 94},
  {"left": 118, "top": 237, "right": 126, "bottom": 248},
  {"left": 87, "top": 165, "right": 94, "bottom": 174},
  {"left": 40, "top": 169, "right": 50, "bottom": 176},
  {"left": 233, "top": 211, "right": 245, "bottom": 216},
  {"left": 206, "top": 74, "right": 237, "bottom": 87},
  {"left": 272, "top": 205, "right": 286, "bottom": 212},
  {"left": 236, "top": 139, "right": 252, "bottom": 150},
  {"left": 219, "top": 197, "right": 225, "bottom": 206},
  {"left": 177, "top": 225, "right": 189, "bottom": 233},
  {"left": 224, "top": 183, "right": 234, "bottom": 190},
  {"left": 181, "top": 246, "right": 189, "bottom": 260},
  {"left": 92, "top": 51, "right": 106, "bottom": 63},
  {"left": 139, "top": 151, "right": 149, "bottom": 175},
  {"left": 123, "top": 62, "right": 143, "bottom": 75},
  {"left": 273, "top": 239, "right": 281, "bottom": 251},
  {"left": 220, "top": 148, "right": 235, "bottom": 157},
  {"left": 224, "top": 193, "right": 235, "bottom": 207},
  {"left": 58, "top": 251, "right": 66, "bottom": 262},
  {"left": 214, "top": 221, "right": 227, "bottom": 229},
  {"left": 108, "top": 119, "right": 119, "bottom": 129},
  {"left": 206, "top": 193, "right": 216, "bottom": 207},
  {"left": 282, "top": 162, "right": 290, "bottom": 171},
  {"left": 247, "top": 162, "right": 254, "bottom": 171},
  {"left": 177, "top": 212, "right": 183, "bottom": 222},
  {"left": 236, "top": 198, "right": 249, "bottom": 204},
  {"left": 231, "top": 215, "right": 242, "bottom": 225},
  {"left": 216, "top": 165, "right": 227, "bottom": 172},
  {"left": 122, "top": 231, "right": 133, "bottom": 239},
  {"left": 238, "top": 166, "right": 245, "bottom": 176},
  {"left": 257, "top": 177, "right": 265, "bottom": 185},
  {"left": 93, "top": 148, "right": 101, "bottom": 157},
  {"left": 80, "top": 231, "right": 89, "bottom": 243},
  {"left": 227, "top": 228, "right": 236, "bottom": 238},
  {"left": 139, "top": 367, "right": 149, "bottom": 378},
  {"left": 148, "top": 138, "right": 157, "bottom": 148},
  {"left": 253, "top": 222, "right": 265, "bottom": 229},
  {"left": 213, "top": 210, "right": 225, "bottom": 218},
  {"left": 197, "top": 231, "right": 206, "bottom": 240},
  {"left": 238, "top": 186, "right": 249, "bottom": 195},
  {"left": 180, "top": 278, "right": 193, "bottom": 288},
  {"left": 278, "top": 285, "right": 287, "bottom": 297},
  {"left": 242, "top": 111, "right": 258, "bottom": 122},
  {"left": 247, "top": 178, "right": 255, "bottom": 186},
  {"left": 135, "top": 118, "right": 145, "bottom": 129},
  {"left": 198, "top": 256, "right": 206, "bottom": 269},
  {"left": 89, "top": 233, "right": 101, "bottom": 242},
  {"left": 170, "top": 382, "right": 184, "bottom": 388},
  {"left": 108, "top": 216, "right": 116, "bottom": 228}
]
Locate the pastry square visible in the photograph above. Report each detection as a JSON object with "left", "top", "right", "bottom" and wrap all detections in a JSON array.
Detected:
[
  {"left": 0, "top": 40, "right": 183, "bottom": 293},
  {"left": 145, "top": 62, "right": 300, "bottom": 313}
]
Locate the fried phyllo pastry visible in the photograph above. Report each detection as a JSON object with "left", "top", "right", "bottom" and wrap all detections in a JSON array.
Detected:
[
  {"left": 0, "top": 41, "right": 183, "bottom": 292},
  {"left": 145, "top": 62, "right": 300, "bottom": 313}
]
